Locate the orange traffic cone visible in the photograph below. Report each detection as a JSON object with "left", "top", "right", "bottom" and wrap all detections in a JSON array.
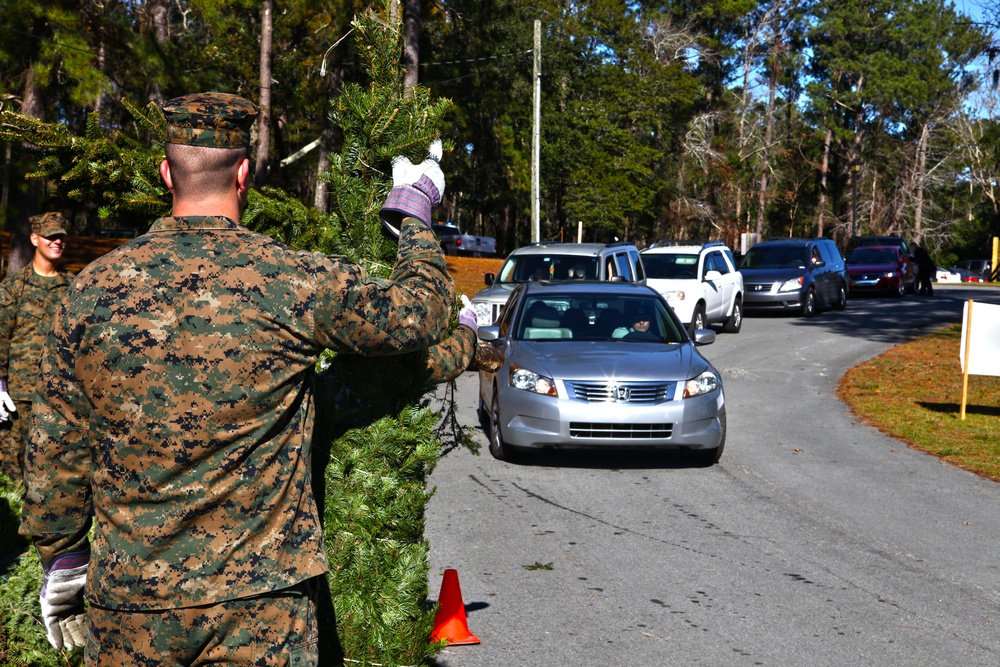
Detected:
[{"left": 430, "top": 568, "right": 481, "bottom": 645}]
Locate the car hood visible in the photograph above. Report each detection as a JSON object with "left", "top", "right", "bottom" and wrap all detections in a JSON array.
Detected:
[
  {"left": 505, "top": 340, "right": 712, "bottom": 382},
  {"left": 739, "top": 267, "right": 805, "bottom": 282},
  {"left": 645, "top": 278, "right": 696, "bottom": 293},
  {"left": 472, "top": 283, "right": 516, "bottom": 303},
  {"left": 846, "top": 261, "right": 898, "bottom": 273}
]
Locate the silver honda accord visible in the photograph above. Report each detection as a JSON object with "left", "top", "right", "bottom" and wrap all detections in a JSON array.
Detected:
[{"left": 476, "top": 281, "right": 726, "bottom": 464}]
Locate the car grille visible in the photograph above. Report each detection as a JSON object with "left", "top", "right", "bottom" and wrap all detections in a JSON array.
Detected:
[
  {"left": 745, "top": 281, "right": 775, "bottom": 292},
  {"left": 570, "top": 422, "right": 673, "bottom": 439},
  {"left": 490, "top": 302, "right": 505, "bottom": 324},
  {"left": 567, "top": 380, "right": 674, "bottom": 404}
]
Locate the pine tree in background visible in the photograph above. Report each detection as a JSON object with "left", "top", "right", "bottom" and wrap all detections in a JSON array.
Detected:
[{"left": 0, "top": 3, "right": 459, "bottom": 665}]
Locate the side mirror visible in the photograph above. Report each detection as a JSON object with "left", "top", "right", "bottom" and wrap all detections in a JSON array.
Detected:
[
  {"left": 484, "top": 273, "right": 495, "bottom": 286},
  {"left": 704, "top": 270, "right": 723, "bottom": 282},
  {"left": 693, "top": 329, "right": 716, "bottom": 345},
  {"left": 478, "top": 325, "right": 501, "bottom": 341}
]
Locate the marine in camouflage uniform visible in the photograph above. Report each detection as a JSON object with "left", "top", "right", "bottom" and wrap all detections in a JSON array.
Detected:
[
  {"left": 0, "top": 212, "right": 72, "bottom": 485},
  {"left": 20, "top": 93, "right": 454, "bottom": 665}
]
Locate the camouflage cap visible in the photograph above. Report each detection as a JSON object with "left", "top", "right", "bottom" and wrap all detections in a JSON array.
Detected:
[
  {"left": 161, "top": 93, "right": 258, "bottom": 149},
  {"left": 30, "top": 212, "right": 69, "bottom": 237}
]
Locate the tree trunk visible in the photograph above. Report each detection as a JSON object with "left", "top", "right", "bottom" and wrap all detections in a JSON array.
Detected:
[
  {"left": 816, "top": 127, "right": 831, "bottom": 238},
  {"left": 756, "top": 50, "right": 779, "bottom": 236},
  {"left": 146, "top": 0, "right": 169, "bottom": 107},
  {"left": 254, "top": 0, "right": 273, "bottom": 189},
  {"left": 402, "top": 0, "right": 420, "bottom": 91},
  {"left": 7, "top": 68, "right": 44, "bottom": 276},
  {"left": 913, "top": 122, "right": 930, "bottom": 244}
]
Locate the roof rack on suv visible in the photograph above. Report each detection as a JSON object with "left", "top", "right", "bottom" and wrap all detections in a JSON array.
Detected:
[{"left": 648, "top": 240, "right": 726, "bottom": 249}]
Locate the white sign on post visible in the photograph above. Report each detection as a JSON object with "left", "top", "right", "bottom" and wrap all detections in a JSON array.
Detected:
[
  {"left": 959, "top": 300, "right": 1000, "bottom": 419},
  {"left": 960, "top": 300, "right": 1000, "bottom": 377}
]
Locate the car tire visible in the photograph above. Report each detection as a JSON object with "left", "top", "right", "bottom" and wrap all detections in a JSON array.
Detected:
[
  {"left": 800, "top": 289, "right": 816, "bottom": 317},
  {"left": 688, "top": 304, "right": 707, "bottom": 336},
  {"left": 894, "top": 278, "right": 905, "bottom": 298},
  {"left": 723, "top": 297, "right": 742, "bottom": 333},
  {"left": 833, "top": 283, "right": 847, "bottom": 310},
  {"left": 488, "top": 390, "right": 517, "bottom": 461}
]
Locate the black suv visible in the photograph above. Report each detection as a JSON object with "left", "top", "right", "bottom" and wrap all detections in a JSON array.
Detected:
[{"left": 739, "top": 238, "right": 848, "bottom": 317}]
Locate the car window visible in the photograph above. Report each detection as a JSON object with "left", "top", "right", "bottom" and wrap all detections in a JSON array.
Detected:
[
  {"left": 512, "top": 293, "right": 683, "bottom": 343},
  {"left": 849, "top": 247, "right": 894, "bottom": 263},
  {"left": 722, "top": 248, "right": 737, "bottom": 271},
  {"left": 496, "top": 288, "right": 520, "bottom": 337},
  {"left": 642, "top": 253, "right": 700, "bottom": 279},
  {"left": 707, "top": 251, "right": 730, "bottom": 275},
  {"left": 629, "top": 249, "right": 645, "bottom": 281},
  {"left": 496, "top": 255, "right": 600, "bottom": 283},
  {"left": 614, "top": 252, "right": 633, "bottom": 281},
  {"left": 810, "top": 246, "right": 823, "bottom": 267},
  {"left": 741, "top": 245, "right": 807, "bottom": 269}
]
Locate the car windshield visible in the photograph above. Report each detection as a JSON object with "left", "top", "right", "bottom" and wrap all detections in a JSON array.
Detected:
[
  {"left": 514, "top": 293, "right": 684, "bottom": 343},
  {"left": 740, "top": 246, "right": 807, "bottom": 269},
  {"left": 642, "top": 253, "right": 700, "bottom": 280},
  {"left": 496, "top": 255, "right": 600, "bottom": 283},
  {"left": 848, "top": 248, "right": 896, "bottom": 264}
]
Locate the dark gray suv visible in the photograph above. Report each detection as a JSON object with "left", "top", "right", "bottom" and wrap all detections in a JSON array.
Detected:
[{"left": 739, "top": 238, "right": 848, "bottom": 317}]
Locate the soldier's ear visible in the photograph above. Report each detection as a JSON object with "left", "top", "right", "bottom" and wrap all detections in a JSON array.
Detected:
[
  {"left": 236, "top": 158, "right": 250, "bottom": 191},
  {"left": 159, "top": 160, "right": 174, "bottom": 193}
]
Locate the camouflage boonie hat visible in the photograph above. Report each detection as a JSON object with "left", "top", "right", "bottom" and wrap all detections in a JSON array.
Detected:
[
  {"left": 30, "top": 212, "right": 69, "bottom": 237},
  {"left": 162, "top": 92, "right": 258, "bottom": 149}
]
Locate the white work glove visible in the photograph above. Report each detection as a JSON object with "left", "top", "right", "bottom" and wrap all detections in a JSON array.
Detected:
[
  {"left": 39, "top": 554, "right": 89, "bottom": 651},
  {"left": 0, "top": 379, "right": 15, "bottom": 422},
  {"left": 458, "top": 294, "right": 477, "bottom": 335},
  {"left": 380, "top": 139, "right": 445, "bottom": 238}
]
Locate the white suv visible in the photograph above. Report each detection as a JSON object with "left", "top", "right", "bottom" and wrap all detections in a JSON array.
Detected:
[{"left": 641, "top": 241, "right": 744, "bottom": 334}]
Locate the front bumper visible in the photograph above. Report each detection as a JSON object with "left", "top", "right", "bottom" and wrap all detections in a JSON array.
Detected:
[
  {"left": 848, "top": 274, "right": 899, "bottom": 293},
  {"left": 496, "top": 381, "right": 725, "bottom": 451},
  {"left": 743, "top": 282, "right": 804, "bottom": 311}
]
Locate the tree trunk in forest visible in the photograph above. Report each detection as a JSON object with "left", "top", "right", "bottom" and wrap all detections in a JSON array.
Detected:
[
  {"left": 254, "top": 0, "right": 273, "bottom": 189},
  {"left": 756, "top": 52, "right": 779, "bottom": 236},
  {"left": 816, "top": 128, "right": 831, "bottom": 238},
  {"left": 147, "top": 0, "right": 169, "bottom": 106},
  {"left": 7, "top": 68, "right": 45, "bottom": 276},
  {"left": 913, "top": 123, "right": 930, "bottom": 244},
  {"left": 403, "top": 0, "right": 420, "bottom": 90}
]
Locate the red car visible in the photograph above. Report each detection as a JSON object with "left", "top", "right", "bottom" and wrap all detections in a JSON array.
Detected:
[{"left": 846, "top": 246, "right": 915, "bottom": 297}]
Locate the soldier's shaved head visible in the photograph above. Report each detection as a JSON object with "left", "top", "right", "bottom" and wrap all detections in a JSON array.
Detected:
[{"left": 165, "top": 143, "right": 246, "bottom": 200}]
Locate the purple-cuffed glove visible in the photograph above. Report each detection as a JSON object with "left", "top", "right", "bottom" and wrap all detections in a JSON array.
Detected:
[
  {"left": 458, "top": 295, "right": 477, "bottom": 334},
  {"left": 39, "top": 549, "right": 89, "bottom": 651},
  {"left": 380, "top": 140, "right": 445, "bottom": 238}
]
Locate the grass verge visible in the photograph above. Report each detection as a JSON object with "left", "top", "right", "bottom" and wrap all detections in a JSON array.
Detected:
[{"left": 838, "top": 323, "right": 1000, "bottom": 482}]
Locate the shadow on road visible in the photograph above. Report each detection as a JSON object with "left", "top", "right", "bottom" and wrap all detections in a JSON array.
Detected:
[
  {"left": 745, "top": 285, "right": 998, "bottom": 345},
  {"left": 497, "top": 447, "right": 716, "bottom": 470}
]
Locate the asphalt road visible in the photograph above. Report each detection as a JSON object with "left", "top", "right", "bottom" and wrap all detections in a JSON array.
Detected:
[{"left": 424, "top": 284, "right": 1000, "bottom": 667}]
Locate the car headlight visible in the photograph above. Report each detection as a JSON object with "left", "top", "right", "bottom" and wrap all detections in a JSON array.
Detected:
[
  {"left": 473, "top": 301, "right": 493, "bottom": 326},
  {"left": 683, "top": 371, "right": 720, "bottom": 398},
  {"left": 661, "top": 290, "right": 686, "bottom": 301},
  {"left": 882, "top": 271, "right": 896, "bottom": 278},
  {"left": 509, "top": 363, "right": 558, "bottom": 397},
  {"left": 778, "top": 276, "right": 804, "bottom": 293}
]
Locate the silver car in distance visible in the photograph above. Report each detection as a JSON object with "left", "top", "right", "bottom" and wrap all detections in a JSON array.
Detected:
[{"left": 476, "top": 281, "right": 726, "bottom": 465}]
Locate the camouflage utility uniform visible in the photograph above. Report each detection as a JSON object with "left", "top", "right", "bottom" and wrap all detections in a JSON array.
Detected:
[
  {"left": 0, "top": 260, "right": 72, "bottom": 483},
  {"left": 21, "top": 216, "right": 454, "bottom": 612}
]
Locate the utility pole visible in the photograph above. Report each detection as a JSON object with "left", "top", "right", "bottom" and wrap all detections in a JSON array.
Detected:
[{"left": 532, "top": 19, "right": 541, "bottom": 243}]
